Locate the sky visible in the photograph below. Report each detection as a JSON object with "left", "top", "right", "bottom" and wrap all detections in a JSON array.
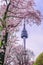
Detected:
[{"left": 16, "top": 0, "right": 43, "bottom": 59}]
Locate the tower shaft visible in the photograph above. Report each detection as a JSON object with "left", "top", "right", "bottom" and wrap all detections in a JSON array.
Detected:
[{"left": 23, "top": 37, "right": 26, "bottom": 50}]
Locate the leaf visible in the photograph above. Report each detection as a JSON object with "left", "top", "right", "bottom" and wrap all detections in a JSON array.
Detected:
[
  {"left": 0, "top": 26, "right": 3, "bottom": 31},
  {"left": 0, "top": 40, "right": 2, "bottom": 47},
  {"left": 0, "top": 40, "right": 3, "bottom": 47}
]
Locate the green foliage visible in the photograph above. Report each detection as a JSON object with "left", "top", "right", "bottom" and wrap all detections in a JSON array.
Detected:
[
  {"left": 34, "top": 52, "right": 43, "bottom": 65},
  {"left": 0, "top": 26, "right": 3, "bottom": 31},
  {"left": 0, "top": 31, "right": 8, "bottom": 48},
  {"left": 0, "top": 40, "right": 3, "bottom": 48}
]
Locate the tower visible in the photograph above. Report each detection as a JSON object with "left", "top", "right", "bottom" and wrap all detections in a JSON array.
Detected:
[
  {"left": 21, "top": 22, "right": 28, "bottom": 50},
  {"left": 21, "top": 22, "right": 28, "bottom": 65}
]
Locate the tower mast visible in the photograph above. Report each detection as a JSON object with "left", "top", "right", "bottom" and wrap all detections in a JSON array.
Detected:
[{"left": 21, "top": 21, "right": 28, "bottom": 65}]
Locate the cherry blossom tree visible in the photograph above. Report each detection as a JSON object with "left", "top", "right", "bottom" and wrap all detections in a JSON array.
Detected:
[
  {"left": 0, "top": 0, "right": 42, "bottom": 47},
  {"left": 0, "top": 0, "right": 42, "bottom": 65},
  {"left": 4, "top": 44, "right": 34, "bottom": 65}
]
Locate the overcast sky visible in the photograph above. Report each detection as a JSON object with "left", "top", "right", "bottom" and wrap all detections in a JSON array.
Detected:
[{"left": 17, "top": 0, "right": 43, "bottom": 59}]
